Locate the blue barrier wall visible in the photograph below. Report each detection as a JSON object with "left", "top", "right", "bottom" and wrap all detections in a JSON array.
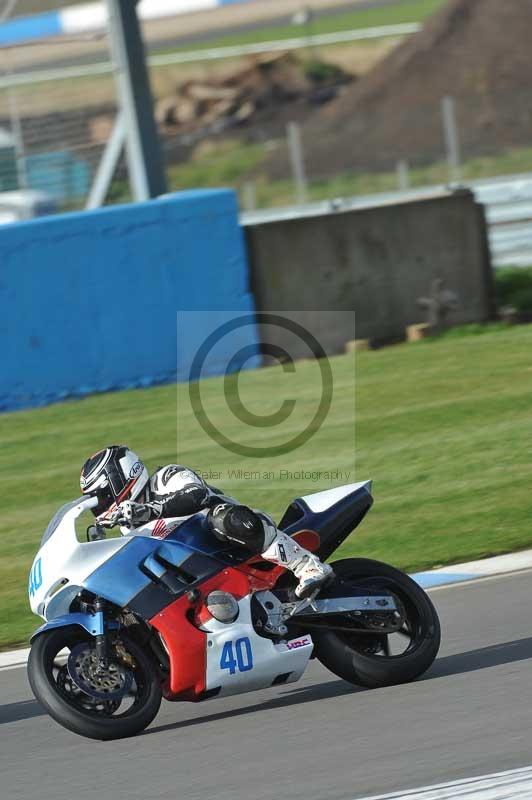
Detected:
[
  {"left": 0, "top": 12, "right": 61, "bottom": 47},
  {"left": 0, "top": 189, "right": 258, "bottom": 412}
]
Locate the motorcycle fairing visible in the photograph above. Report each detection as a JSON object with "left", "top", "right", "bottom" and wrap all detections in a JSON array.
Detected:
[
  {"left": 30, "top": 505, "right": 251, "bottom": 623},
  {"left": 30, "top": 611, "right": 105, "bottom": 643},
  {"left": 163, "top": 482, "right": 373, "bottom": 566},
  {"left": 83, "top": 513, "right": 277, "bottom": 618},
  {"left": 148, "top": 553, "right": 312, "bottom": 702},
  {"left": 280, "top": 481, "right": 373, "bottom": 561},
  {"left": 83, "top": 535, "right": 225, "bottom": 616},
  {"left": 29, "top": 483, "right": 376, "bottom": 708},
  {"left": 204, "top": 596, "right": 313, "bottom": 699},
  {"left": 29, "top": 497, "right": 131, "bottom": 618},
  {"left": 165, "top": 513, "right": 254, "bottom": 563},
  {"left": 30, "top": 481, "right": 373, "bottom": 633},
  {"left": 52, "top": 482, "right": 367, "bottom": 621}
]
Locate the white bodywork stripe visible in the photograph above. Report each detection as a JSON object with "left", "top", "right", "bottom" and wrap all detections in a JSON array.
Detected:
[{"left": 301, "top": 481, "right": 372, "bottom": 513}]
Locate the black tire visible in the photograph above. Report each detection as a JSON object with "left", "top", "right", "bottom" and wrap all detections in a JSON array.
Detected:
[
  {"left": 312, "top": 558, "right": 440, "bottom": 689},
  {"left": 28, "top": 627, "right": 162, "bottom": 740}
]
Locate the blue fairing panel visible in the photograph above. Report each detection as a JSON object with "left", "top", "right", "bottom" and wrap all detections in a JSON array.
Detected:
[
  {"left": 84, "top": 537, "right": 195, "bottom": 607},
  {"left": 73, "top": 516, "right": 259, "bottom": 618},
  {"left": 166, "top": 514, "right": 249, "bottom": 562},
  {"left": 30, "top": 612, "right": 104, "bottom": 643},
  {"left": 81, "top": 522, "right": 249, "bottom": 615}
]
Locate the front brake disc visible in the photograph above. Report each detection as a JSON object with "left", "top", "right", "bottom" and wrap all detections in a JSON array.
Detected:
[{"left": 67, "top": 643, "right": 133, "bottom": 701}]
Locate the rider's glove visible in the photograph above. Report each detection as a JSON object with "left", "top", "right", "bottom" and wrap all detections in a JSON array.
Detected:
[
  {"left": 118, "top": 500, "right": 152, "bottom": 527},
  {"left": 98, "top": 508, "right": 124, "bottom": 528}
]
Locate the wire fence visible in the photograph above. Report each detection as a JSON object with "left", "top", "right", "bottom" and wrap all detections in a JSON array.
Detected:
[{"left": 0, "top": 35, "right": 116, "bottom": 212}]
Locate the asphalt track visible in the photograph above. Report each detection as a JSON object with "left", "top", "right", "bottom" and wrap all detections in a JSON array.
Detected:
[{"left": 2, "top": 571, "right": 532, "bottom": 800}]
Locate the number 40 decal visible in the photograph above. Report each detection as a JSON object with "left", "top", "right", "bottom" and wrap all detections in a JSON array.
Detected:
[
  {"left": 220, "top": 637, "right": 254, "bottom": 675},
  {"left": 28, "top": 558, "right": 43, "bottom": 598}
]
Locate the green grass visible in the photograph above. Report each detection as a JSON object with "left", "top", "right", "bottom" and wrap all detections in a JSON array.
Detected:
[
  {"left": 2, "top": 324, "right": 532, "bottom": 649},
  {"left": 104, "top": 140, "right": 532, "bottom": 212},
  {"left": 150, "top": 141, "right": 532, "bottom": 212},
  {"left": 250, "top": 144, "right": 532, "bottom": 204},
  {"left": 155, "top": 0, "right": 446, "bottom": 55}
]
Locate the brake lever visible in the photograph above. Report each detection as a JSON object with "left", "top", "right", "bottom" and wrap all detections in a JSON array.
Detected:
[{"left": 98, "top": 512, "right": 125, "bottom": 530}]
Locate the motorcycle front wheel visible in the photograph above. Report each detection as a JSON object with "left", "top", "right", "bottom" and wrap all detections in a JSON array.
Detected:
[
  {"left": 312, "top": 558, "right": 441, "bottom": 688},
  {"left": 28, "top": 627, "right": 162, "bottom": 740}
]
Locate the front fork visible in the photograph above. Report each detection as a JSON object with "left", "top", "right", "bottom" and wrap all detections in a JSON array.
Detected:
[{"left": 92, "top": 596, "right": 108, "bottom": 670}]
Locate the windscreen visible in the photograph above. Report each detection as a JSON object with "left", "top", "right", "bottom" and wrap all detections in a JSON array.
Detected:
[{"left": 40, "top": 497, "right": 85, "bottom": 546}]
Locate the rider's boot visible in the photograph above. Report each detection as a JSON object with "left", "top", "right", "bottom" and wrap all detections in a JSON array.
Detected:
[{"left": 261, "top": 531, "right": 334, "bottom": 599}]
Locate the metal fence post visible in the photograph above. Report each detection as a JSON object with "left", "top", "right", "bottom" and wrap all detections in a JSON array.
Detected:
[
  {"left": 441, "top": 95, "right": 462, "bottom": 184},
  {"left": 3, "top": 52, "right": 28, "bottom": 190},
  {"left": 105, "top": 0, "right": 167, "bottom": 201},
  {"left": 396, "top": 159, "right": 410, "bottom": 191},
  {"left": 6, "top": 83, "right": 28, "bottom": 190},
  {"left": 242, "top": 181, "right": 257, "bottom": 212},
  {"left": 287, "top": 121, "right": 309, "bottom": 206},
  {"left": 86, "top": 113, "right": 126, "bottom": 209}
]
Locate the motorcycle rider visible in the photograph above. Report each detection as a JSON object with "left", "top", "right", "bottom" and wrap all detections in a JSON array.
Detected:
[{"left": 80, "top": 445, "right": 333, "bottom": 599}]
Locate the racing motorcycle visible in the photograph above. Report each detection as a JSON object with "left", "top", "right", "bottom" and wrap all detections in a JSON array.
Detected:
[{"left": 27, "top": 480, "right": 440, "bottom": 740}]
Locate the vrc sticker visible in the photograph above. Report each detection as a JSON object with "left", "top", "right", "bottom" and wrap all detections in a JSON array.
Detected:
[{"left": 285, "top": 637, "right": 311, "bottom": 650}]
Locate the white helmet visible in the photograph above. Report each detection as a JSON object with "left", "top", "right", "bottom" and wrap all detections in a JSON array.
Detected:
[{"left": 80, "top": 445, "right": 149, "bottom": 519}]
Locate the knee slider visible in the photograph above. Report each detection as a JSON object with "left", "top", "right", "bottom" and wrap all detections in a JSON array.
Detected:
[{"left": 209, "top": 504, "right": 266, "bottom": 551}]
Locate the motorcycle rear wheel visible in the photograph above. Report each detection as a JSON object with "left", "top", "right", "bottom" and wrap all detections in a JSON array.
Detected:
[
  {"left": 312, "top": 558, "right": 440, "bottom": 688},
  {"left": 28, "top": 627, "right": 162, "bottom": 740}
]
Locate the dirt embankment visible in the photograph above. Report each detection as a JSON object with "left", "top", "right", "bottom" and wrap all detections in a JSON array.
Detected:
[{"left": 264, "top": 0, "right": 532, "bottom": 179}]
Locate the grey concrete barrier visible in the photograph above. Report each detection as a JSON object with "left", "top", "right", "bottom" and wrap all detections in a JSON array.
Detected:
[{"left": 244, "top": 189, "right": 493, "bottom": 354}]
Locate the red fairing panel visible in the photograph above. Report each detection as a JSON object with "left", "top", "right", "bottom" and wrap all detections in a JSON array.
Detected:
[
  {"left": 149, "top": 530, "right": 320, "bottom": 701},
  {"left": 149, "top": 568, "right": 276, "bottom": 701},
  {"left": 149, "top": 594, "right": 206, "bottom": 701}
]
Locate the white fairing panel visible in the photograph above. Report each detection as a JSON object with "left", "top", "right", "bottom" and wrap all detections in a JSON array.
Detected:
[
  {"left": 301, "top": 481, "right": 372, "bottom": 512},
  {"left": 29, "top": 498, "right": 130, "bottom": 619},
  {"left": 205, "top": 597, "right": 313, "bottom": 697}
]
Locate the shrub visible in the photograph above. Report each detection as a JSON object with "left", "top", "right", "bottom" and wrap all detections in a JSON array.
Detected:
[
  {"left": 494, "top": 267, "right": 532, "bottom": 312},
  {"left": 303, "top": 59, "right": 347, "bottom": 85}
]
